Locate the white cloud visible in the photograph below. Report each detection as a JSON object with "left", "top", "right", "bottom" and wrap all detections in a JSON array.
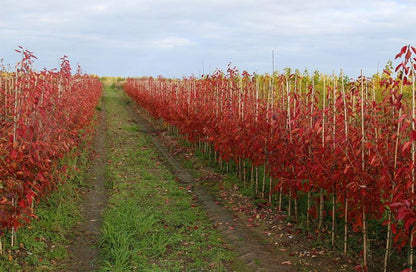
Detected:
[{"left": 147, "top": 37, "right": 194, "bottom": 49}]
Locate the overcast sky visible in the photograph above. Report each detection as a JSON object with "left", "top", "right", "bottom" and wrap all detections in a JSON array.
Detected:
[{"left": 1, "top": 0, "right": 415, "bottom": 78}]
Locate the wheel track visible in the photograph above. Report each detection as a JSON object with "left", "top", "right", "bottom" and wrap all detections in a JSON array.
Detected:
[{"left": 66, "top": 95, "right": 107, "bottom": 271}]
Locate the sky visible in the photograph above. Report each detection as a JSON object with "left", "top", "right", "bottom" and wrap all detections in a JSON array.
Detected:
[{"left": 0, "top": 0, "right": 415, "bottom": 78}]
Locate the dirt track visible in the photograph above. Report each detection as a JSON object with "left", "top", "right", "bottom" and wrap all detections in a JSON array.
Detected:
[{"left": 66, "top": 96, "right": 107, "bottom": 271}]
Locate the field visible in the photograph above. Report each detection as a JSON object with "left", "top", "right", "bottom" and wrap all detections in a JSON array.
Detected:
[{"left": 0, "top": 45, "right": 416, "bottom": 271}]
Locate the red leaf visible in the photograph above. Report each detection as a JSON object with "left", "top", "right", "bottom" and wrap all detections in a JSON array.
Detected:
[
  {"left": 397, "top": 113, "right": 407, "bottom": 124},
  {"left": 353, "top": 264, "right": 363, "bottom": 271},
  {"left": 404, "top": 218, "right": 416, "bottom": 230},
  {"left": 26, "top": 192, "right": 34, "bottom": 206},
  {"left": 405, "top": 49, "right": 412, "bottom": 60},
  {"left": 402, "top": 141, "right": 412, "bottom": 153},
  {"left": 395, "top": 63, "right": 402, "bottom": 72},
  {"left": 369, "top": 155, "right": 378, "bottom": 165},
  {"left": 411, "top": 130, "right": 416, "bottom": 141},
  {"left": 397, "top": 207, "right": 408, "bottom": 220},
  {"left": 396, "top": 45, "right": 408, "bottom": 59}
]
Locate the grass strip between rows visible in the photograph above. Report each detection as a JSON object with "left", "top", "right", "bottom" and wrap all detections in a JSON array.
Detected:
[{"left": 98, "top": 86, "right": 233, "bottom": 271}]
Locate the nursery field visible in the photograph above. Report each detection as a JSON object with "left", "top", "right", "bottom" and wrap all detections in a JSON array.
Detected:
[
  {"left": 123, "top": 45, "right": 416, "bottom": 272},
  {"left": 1, "top": 45, "right": 416, "bottom": 271}
]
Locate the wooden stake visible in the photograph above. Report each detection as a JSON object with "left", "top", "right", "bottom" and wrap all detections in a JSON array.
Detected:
[
  {"left": 262, "top": 165, "right": 266, "bottom": 199},
  {"left": 307, "top": 191, "right": 311, "bottom": 231},
  {"left": 250, "top": 164, "right": 254, "bottom": 190},
  {"left": 360, "top": 70, "right": 368, "bottom": 269},
  {"left": 344, "top": 196, "right": 348, "bottom": 255},
  {"left": 294, "top": 197, "right": 298, "bottom": 220},
  {"left": 332, "top": 190, "right": 336, "bottom": 248},
  {"left": 385, "top": 66, "right": 405, "bottom": 271},
  {"left": 318, "top": 78, "right": 326, "bottom": 231},
  {"left": 255, "top": 166, "right": 259, "bottom": 196},
  {"left": 363, "top": 204, "right": 368, "bottom": 269},
  {"left": 341, "top": 70, "right": 349, "bottom": 255},
  {"left": 384, "top": 211, "right": 392, "bottom": 272},
  {"left": 332, "top": 74, "right": 337, "bottom": 248},
  {"left": 243, "top": 160, "right": 247, "bottom": 188},
  {"left": 318, "top": 188, "right": 324, "bottom": 230},
  {"left": 410, "top": 63, "right": 416, "bottom": 271},
  {"left": 307, "top": 77, "right": 315, "bottom": 233}
]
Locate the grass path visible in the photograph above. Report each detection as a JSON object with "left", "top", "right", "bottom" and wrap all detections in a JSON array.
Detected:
[{"left": 98, "top": 85, "right": 233, "bottom": 271}]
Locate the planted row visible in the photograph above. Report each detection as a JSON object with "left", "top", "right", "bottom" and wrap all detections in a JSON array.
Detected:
[
  {"left": 125, "top": 46, "right": 416, "bottom": 270},
  {"left": 0, "top": 48, "right": 102, "bottom": 247}
]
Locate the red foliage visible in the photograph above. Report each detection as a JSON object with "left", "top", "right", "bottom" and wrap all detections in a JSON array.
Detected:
[
  {"left": 0, "top": 48, "right": 102, "bottom": 234},
  {"left": 124, "top": 46, "right": 416, "bottom": 257}
]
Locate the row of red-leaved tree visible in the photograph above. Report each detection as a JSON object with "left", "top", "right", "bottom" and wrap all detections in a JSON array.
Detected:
[{"left": 0, "top": 48, "right": 102, "bottom": 249}]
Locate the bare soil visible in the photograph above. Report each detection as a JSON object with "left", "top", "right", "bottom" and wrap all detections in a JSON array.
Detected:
[{"left": 65, "top": 97, "right": 107, "bottom": 272}]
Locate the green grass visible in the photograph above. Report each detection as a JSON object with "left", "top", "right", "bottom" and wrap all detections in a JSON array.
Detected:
[{"left": 98, "top": 86, "right": 233, "bottom": 271}]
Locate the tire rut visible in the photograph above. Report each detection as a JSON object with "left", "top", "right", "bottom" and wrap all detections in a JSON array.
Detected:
[{"left": 66, "top": 96, "right": 107, "bottom": 271}]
